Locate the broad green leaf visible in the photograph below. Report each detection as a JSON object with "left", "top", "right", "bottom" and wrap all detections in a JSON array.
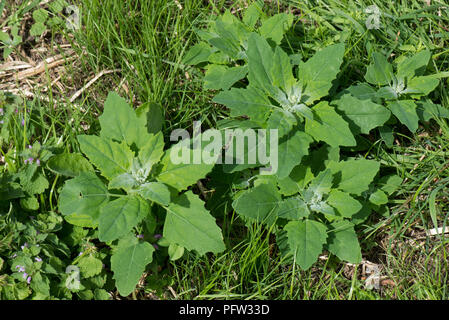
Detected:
[
  {"left": 3, "top": 48, "right": 13, "bottom": 60},
  {"left": 156, "top": 144, "right": 215, "bottom": 191},
  {"left": 297, "top": 43, "right": 345, "bottom": 104},
  {"left": 259, "top": 13, "right": 293, "bottom": 44},
  {"left": 59, "top": 172, "right": 109, "bottom": 226},
  {"left": 277, "top": 197, "right": 310, "bottom": 220},
  {"left": 98, "top": 196, "right": 149, "bottom": 242},
  {"left": 219, "top": 11, "right": 249, "bottom": 42},
  {"left": 77, "top": 255, "right": 103, "bottom": 278},
  {"left": 351, "top": 202, "right": 373, "bottom": 225},
  {"left": 277, "top": 165, "right": 314, "bottom": 196},
  {"left": 108, "top": 173, "right": 137, "bottom": 191},
  {"left": 47, "top": 153, "right": 94, "bottom": 177},
  {"left": 33, "top": 9, "right": 48, "bottom": 23},
  {"left": 0, "top": 31, "right": 9, "bottom": 42},
  {"left": 208, "top": 37, "right": 241, "bottom": 60},
  {"left": 22, "top": 173, "right": 48, "bottom": 195},
  {"left": 406, "top": 76, "right": 439, "bottom": 96},
  {"left": 344, "top": 83, "right": 378, "bottom": 101},
  {"left": 396, "top": 50, "right": 430, "bottom": 80},
  {"left": 290, "top": 103, "right": 314, "bottom": 121},
  {"left": 327, "top": 190, "right": 362, "bottom": 218},
  {"left": 307, "top": 169, "right": 333, "bottom": 196},
  {"left": 137, "top": 182, "right": 170, "bottom": 206},
  {"left": 376, "top": 86, "right": 397, "bottom": 100},
  {"left": 328, "top": 159, "right": 379, "bottom": 195},
  {"left": 30, "top": 272, "right": 50, "bottom": 297},
  {"left": 18, "top": 165, "right": 48, "bottom": 195},
  {"left": 334, "top": 94, "right": 391, "bottom": 134},
  {"left": 64, "top": 214, "right": 97, "bottom": 228},
  {"left": 378, "top": 175, "right": 403, "bottom": 195},
  {"left": 204, "top": 65, "right": 248, "bottom": 90},
  {"left": 77, "top": 291, "right": 94, "bottom": 300},
  {"left": 111, "top": 236, "right": 154, "bottom": 297},
  {"left": 78, "top": 135, "right": 134, "bottom": 180},
  {"left": 284, "top": 219, "right": 328, "bottom": 270},
  {"left": 305, "top": 144, "right": 340, "bottom": 175},
  {"left": 164, "top": 191, "right": 225, "bottom": 255},
  {"left": 313, "top": 201, "right": 338, "bottom": 218},
  {"left": 247, "top": 33, "right": 276, "bottom": 95},
  {"left": 277, "top": 130, "right": 313, "bottom": 178},
  {"left": 271, "top": 46, "right": 295, "bottom": 93},
  {"left": 182, "top": 42, "right": 215, "bottom": 65},
  {"left": 168, "top": 243, "right": 185, "bottom": 261},
  {"left": 243, "top": 1, "right": 263, "bottom": 28},
  {"left": 266, "top": 108, "right": 297, "bottom": 138},
  {"left": 387, "top": 100, "right": 419, "bottom": 133},
  {"left": 30, "top": 22, "right": 46, "bottom": 36},
  {"left": 290, "top": 53, "right": 303, "bottom": 65},
  {"left": 47, "top": 16, "right": 63, "bottom": 27},
  {"left": 138, "top": 132, "right": 164, "bottom": 170},
  {"left": 208, "top": 17, "right": 246, "bottom": 59},
  {"left": 94, "top": 289, "right": 111, "bottom": 300},
  {"left": 417, "top": 101, "right": 449, "bottom": 122},
  {"left": 208, "top": 51, "right": 229, "bottom": 64},
  {"left": 221, "top": 129, "right": 268, "bottom": 173},
  {"left": 369, "top": 189, "right": 388, "bottom": 205},
  {"left": 48, "top": 0, "right": 67, "bottom": 13},
  {"left": 99, "top": 92, "right": 147, "bottom": 148},
  {"left": 327, "top": 221, "right": 362, "bottom": 263},
  {"left": 379, "top": 125, "right": 394, "bottom": 147},
  {"left": 135, "top": 102, "right": 164, "bottom": 135},
  {"left": 20, "top": 196, "right": 39, "bottom": 211},
  {"left": 365, "top": 52, "right": 394, "bottom": 86},
  {"left": 213, "top": 86, "right": 272, "bottom": 123},
  {"left": 305, "top": 101, "right": 356, "bottom": 147},
  {"left": 232, "top": 182, "right": 281, "bottom": 224}
]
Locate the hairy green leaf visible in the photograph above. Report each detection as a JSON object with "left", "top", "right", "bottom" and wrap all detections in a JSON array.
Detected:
[
  {"left": 137, "top": 182, "right": 170, "bottom": 206},
  {"left": 305, "top": 101, "right": 356, "bottom": 147},
  {"left": 277, "top": 197, "right": 310, "bottom": 220},
  {"left": 396, "top": 50, "right": 430, "bottom": 80},
  {"left": 59, "top": 172, "right": 109, "bottom": 227},
  {"left": 417, "top": 101, "right": 449, "bottom": 122},
  {"left": 164, "top": 191, "right": 225, "bottom": 255},
  {"left": 182, "top": 42, "right": 215, "bottom": 65},
  {"left": 98, "top": 196, "right": 149, "bottom": 242},
  {"left": 259, "top": 13, "right": 293, "bottom": 44},
  {"left": 277, "top": 130, "right": 313, "bottom": 178},
  {"left": 327, "top": 221, "right": 361, "bottom": 263},
  {"left": 47, "top": 153, "right": 94, "bottom": 177},
  {"left": 138, "top": 132, "right": 164, "bottom": 170},
  {"left": 78, "top": 135, "right": 134, "bottom": 180},
  {"left": 387, "top": 100, "right": 419, "bottom": 133},
  {"left": 369, "top": 189, "right": 388, "bottom": 205},
  {"left": 297, "top": 43, "right": 345, "bottom": 104},
  {"left": 99, "top": 92, "right": 147, "bottom": 148},
  {"left": 213, "top": 86, "right": 272, "bottom": 123},
  {"left": 111, "top": 236, "right": 154, "bottom": 297},
  {"left": 406, "top": 76, "right": 439, "bottom": 96},
  {"left": 328, "top": 159, "right": 379, "bottom": 195},
  {"left": 327, "top": 190, "right": 362, "bottom": 218},
  {"left": 334, "top": 94, "right": 391, "bottom": 134},
  {"left": 365, "top": 52, "right": 394, "bottom": 86},
  {"left": 284, "top": 219, "right": 328, "bottom": 270},
  {"left": 156, "top": 143, "right": 215, "bottom": 191},
  {"left": 233, "top": 182, "right": 281, "bottom": 224},
  {"left": 204, "top": 65, "right": 248, "bottom": 90}
]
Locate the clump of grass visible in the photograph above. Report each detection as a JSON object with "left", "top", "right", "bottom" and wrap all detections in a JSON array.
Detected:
[{"left": 71, "top": 0, "right": 227, "bottom": 132}]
